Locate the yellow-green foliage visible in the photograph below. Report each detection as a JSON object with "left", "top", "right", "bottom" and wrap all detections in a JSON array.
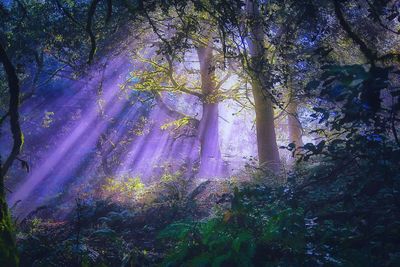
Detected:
[
  {"left": 28, "top": 218, "right": 43, "bottom": 235},
  {"left": 158, "top": 172, "right": 189, "bottom": 202},
  {"left": 103, "top": 176, "right": 145, "bottom": 201},
  {"left": 160, "top": 117, "right": 190, "bottom": 131},
  {"left": 160, "top": 172, "right": 178, "bottom": 183},
  {"left": 0, "top": 197, "right": 19, "bottom": 267},
  {"left": 102, "top": 171, "right": 190, "bottom": 208}
]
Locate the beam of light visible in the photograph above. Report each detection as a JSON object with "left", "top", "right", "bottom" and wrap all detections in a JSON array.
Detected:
[
  {"left": 219, "top": 99, "right": 258, "bottom": 172},
  {"left": 9, "top": 56, "right": 134, "bottom": 216},
  {"left": 22, "top": 93, "right": 150, "bottom": 218},
  {"left": 7, "top": 48, "right": 268, "bottom": 219},
  {"left": 116, "top": 108, "right": 174, "bottom": 178}
]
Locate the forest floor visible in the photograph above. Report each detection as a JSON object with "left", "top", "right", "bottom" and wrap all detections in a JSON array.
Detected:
[{"left": 15, "top": 177, "right": 236, "bottom": 266}]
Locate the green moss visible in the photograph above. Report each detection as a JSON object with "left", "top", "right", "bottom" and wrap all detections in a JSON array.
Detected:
[{"left": 0, "top": 197, "right": 19, "bottom": 267}]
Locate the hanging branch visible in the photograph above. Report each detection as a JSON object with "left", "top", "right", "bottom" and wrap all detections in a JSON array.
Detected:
[
  {"left": 105, "top": 0, "right": 112, "bottom": 24},
  {"left": 55, "top": 0, "right": 81, "bottom": 26},
  {"left": 86, "top": 0, "right": 101, "bottom": 64},
  {"left": 164, "top": 55, "right": 204, "bottom": 98},
  {"left": 56, "top": 0, "right": 113, "bottom": 65},
  {"left": 152, "top": 90, "right": 198, "bottom": 123},
  {"left": 364, "top": 0, "right": 400, "bottom": 35},
  {"left": 333, "top": 0, "right": 377, "bottom": 65},
  {"left": 0, "top": 42, "right": 23, "bottom": 188},
  {"left": 142, "top": 8, "right": 174, "bottom": 55},
  {"left": 15, "top": 0, "right": 28, "bottom": 24}
]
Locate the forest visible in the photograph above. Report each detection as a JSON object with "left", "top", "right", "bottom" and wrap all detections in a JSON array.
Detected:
[{"left": 0, "top": 0, "right": 399, "bottom": 266}]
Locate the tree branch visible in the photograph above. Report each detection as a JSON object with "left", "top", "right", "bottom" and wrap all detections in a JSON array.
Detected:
[
  {"left": 55, "top": 0, "right": 82, "bottom": 26},
  {"left": 165, "top": 55, "right": 204, "bottom": 98},
  {"left": 364, "top": 0, "right": 400, "bottom": 35},
  {"left": 86, "top": 0, "right": 101, "bottom": 64},
  {"left": 152, "top": 90, "right": 199, "bottom": 124},
  {"left": 333, "top": 0, "right": 377, "bottom": 65},
  {"left": 0, "top": 42, "right": 23, "bottom": 189},
  {"left": 105, "top": 0, "right": 112, "bottom": 24}
]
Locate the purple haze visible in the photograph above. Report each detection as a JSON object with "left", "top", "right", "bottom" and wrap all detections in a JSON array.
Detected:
[{"left": 4, "top": 51, "right": 262, "bottom": 218}]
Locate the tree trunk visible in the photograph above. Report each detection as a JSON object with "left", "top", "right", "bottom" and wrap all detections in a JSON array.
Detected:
[
  {"left": 0, "top": 42, "right": 21, "bottom": 267},
  {"left": 0, "top": 195, "right": 18, "bottom": 267},
  {"left": 246, "top": 0, "right": 281, "bottom": 172},
  {"left": 196, "top": 40, "right": 222, "bottom": 176},
  {"left": 287, "top": 99, "right": 304, "bottom": 148}
]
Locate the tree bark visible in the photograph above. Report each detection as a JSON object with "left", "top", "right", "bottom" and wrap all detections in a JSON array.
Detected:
[
  {"left": 196, "top": 39, "right": 222, "bottom": 176},
  {"left": 287, "top": 99, "right": 304, "bottom": 148},
  {"left": 0, "top": 41, "right": 21, "bottom": 267},
  {"left": 245, "top": 0, "right": 280, "bottom": 172}
]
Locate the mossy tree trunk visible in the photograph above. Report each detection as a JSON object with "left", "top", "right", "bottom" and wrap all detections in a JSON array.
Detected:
[
  {"left": 0, "top": 192, "right": 18, "bottom": 267},
  {"left": 0, "top": 42, "right": 22, "bottom": 267}
]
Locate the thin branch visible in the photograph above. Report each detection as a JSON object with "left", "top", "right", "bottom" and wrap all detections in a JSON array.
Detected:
[
  {"left": 333, "top": 0, "right": 377, "bottom": 65},
  {"left": 165, "top": 55, "right": 204, "bottom": 98},
  {"left": 152, "top": 90, "right": 199, "bottom": 125},
  {"left": 55, "top": 0, "right": 82, "bottom": 26},
  {"left": 215, "top": 73, "right": 230, "bottom": 90},
  {"left": 86, "top": 0, "right": 101, "bottom": 64},
  {"left": 365, "top": 0, "right": 400, "bottom": 35},
  {"left": 142, "top": 7, "right": 173, "bottom": 55},
  {"left": 105, "top": 0, "right": 112, "bottom": 24}
]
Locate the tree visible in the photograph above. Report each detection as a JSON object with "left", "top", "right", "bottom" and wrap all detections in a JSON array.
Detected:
[
  {"left": 0, "top": 41, "right": 21, "bottom": 267},
  {"left": 245, "top": 0, "right": 281, "bottom": 172},
  {"left": 129, "top": 39, "right": 228, "bottom": 176},
  {"left": 124, "top": 5, "right": 235, "bottom": 177},
  {"left": 196, "top": 36, "right": 225, "bottom": 176}
]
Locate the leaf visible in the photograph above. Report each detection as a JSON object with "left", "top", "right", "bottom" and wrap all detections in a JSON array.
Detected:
[
  {"left": 97, "top": 217, "right": 111, "bottom": 224},
  {"left": 189, "top": 254, "right": 211, "bottom": 267},
  {"left": 92, "top": 228, "right": 116, "bottom": 239},
  {"left": 158, "top": 222, "right": 193, "bottom": 240},
  {"left": 106, "top": 211, "right": 123, "bottom": 223},
  {"left": 212, "top": 252, "right": 232, "bottom": 267},
  {"left": 232, "top": 232, "right": 252, "bottom": 253}
]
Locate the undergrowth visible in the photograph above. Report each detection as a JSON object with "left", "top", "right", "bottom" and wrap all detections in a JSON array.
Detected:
[{"left": 15, "top": 150, "right": 400, "bottom": 267}]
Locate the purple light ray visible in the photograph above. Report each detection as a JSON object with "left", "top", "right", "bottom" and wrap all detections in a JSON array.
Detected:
[{"left": 9, "top": 56, "right": 133, "bottom": 213}]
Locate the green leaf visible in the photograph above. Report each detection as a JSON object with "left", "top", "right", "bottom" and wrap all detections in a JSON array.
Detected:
[
  {"left": 92, "top": 228, "right": 116, "bottom": 239},
  {"left": 212, "top": 252, "right": 232, "bottom": 267}
]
